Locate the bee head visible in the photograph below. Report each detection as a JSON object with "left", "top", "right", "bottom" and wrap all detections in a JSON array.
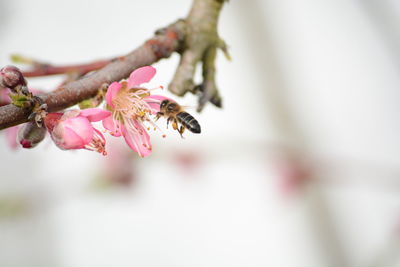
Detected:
[
  {"left": 160, "top": 100, "right": 169, "bottom": 110},
  {"left": 167, "top": 102, "right": 177, "bottom": 112}
]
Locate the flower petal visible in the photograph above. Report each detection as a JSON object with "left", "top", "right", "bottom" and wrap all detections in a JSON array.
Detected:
[
  {"left": 44, "top": 113, "right": 63, "bottom": 132},
  {"left": 121, "top": 121, "right": 152, "bottom": 157},
  {"left": 102, "top": 116, "right": 122, "bottom": 137},
  {"left": 50, "top": 116, "right": 93, "bottom": 150},
  {"left": 80, "top": 108, "right": 111, "bottom": 122},
  {"left": 105, "top": 82, "right": 122, "bottom": 108},
  {"left": 127, "top": 66, "right": 156, "bottom": 88},
  {"left": 144, "top": 95, "right": 173, "bottom": 113},
  {"left": 60, "top": 126, "right": 87, "bottom": 149},
  {"left": 62, "top": 117, "right": 94, "bottom": 145}
]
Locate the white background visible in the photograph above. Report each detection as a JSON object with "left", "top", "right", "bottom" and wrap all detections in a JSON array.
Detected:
[{"left": 1, "top": 1, "right": 400, "bottom": 266}]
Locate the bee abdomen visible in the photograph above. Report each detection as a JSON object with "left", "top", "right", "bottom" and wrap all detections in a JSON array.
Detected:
[{"left": 177, "top": 112, "right": 201, "bottom": 134}]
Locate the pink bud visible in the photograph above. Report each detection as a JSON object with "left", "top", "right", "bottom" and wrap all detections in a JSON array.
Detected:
[
  {"left": 0, "top": 65, "right": 26, "bottom": 89},
  {"left": 17, "top": 122, "right": 46, "bottom": 148},
  {"left": 44, "top": 109, "right": 108, "bottom": 155}
]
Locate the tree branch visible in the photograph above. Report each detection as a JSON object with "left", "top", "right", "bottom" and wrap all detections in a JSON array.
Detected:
[
  {"left": 0, "top": 0, "right": 227, "bottom": 130},
  {"left": 0, "top": 20, "right": 185, "bottom": 130},
  {"left": 20, "top": 58, "right": 113, "bottom": 77}
]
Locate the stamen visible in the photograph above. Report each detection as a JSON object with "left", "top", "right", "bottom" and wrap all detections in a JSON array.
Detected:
[
  {"left": 84, "top": 128, "right": 107, "bottom": 155},
  {"left": 106, "top": 81, "right": 169, "bottom": 150}
]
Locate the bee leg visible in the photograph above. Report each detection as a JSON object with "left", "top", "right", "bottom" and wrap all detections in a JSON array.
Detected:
[
  {"left": 179, "top": 125, "right": 186, "bottom": 138},
  {"left": 155, "top": 112, "right": 163, "bottom": 121},
  {"left": 166, "top": 117, "right": 172, "bottom": 129},
  {"left": 172, "top": 118, "right": 179, "bottom": 131}
]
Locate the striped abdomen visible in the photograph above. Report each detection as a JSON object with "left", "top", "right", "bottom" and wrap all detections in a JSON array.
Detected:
[{"left": 176, "top": 112, "right": 201, "bottom": 133}]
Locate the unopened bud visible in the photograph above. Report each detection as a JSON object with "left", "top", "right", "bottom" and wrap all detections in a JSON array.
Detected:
[
  {"left": 17, "top": 122, "right": 46, "bottom": 149},
  {"left": 0, "top": 65, "right": 26, "bottom": 89}
]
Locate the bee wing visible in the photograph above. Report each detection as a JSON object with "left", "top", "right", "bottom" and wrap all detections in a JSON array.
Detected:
[{"left": 180, "top": 105, "right": 195, "bottom": 110}]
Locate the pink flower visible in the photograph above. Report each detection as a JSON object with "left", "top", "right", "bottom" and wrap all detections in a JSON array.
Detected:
[
  {"left": 44, "top": 108, "right": 111, "bottom": 155},
  {"left": 103, "top": 66, "right": 167, "bottom": 157}
]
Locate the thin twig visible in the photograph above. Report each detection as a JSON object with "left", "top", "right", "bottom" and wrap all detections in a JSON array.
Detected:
[{"left": 21, "top": 59, "right": 113, "bottom": 77}]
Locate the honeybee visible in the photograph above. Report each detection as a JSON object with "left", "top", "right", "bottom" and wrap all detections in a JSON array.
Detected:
[{"left": 156, "top": 99, "right": 201, "bottom": 137}]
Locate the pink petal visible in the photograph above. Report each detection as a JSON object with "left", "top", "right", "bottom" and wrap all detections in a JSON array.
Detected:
[
  {"left": 102, "top": 116, "right": 122, "bottom": 137},
  {"left": 51, "top": 117, "right": 90, "bottom": 150},
  {"left": 0, "top": 88, "right": 11, "bottom": 105},
  {"left": 105, "top": 82, "right": 122, "bottom": 108},
  {"left": 127, "top": 66, "right": 156, "bottom": 88},
  {"left": 61, "top": 126, "right": 87, "bottom": 149},
  {"left": 79, "top": 108, "right": 111, "bottom": 122},
  {"left": 144, "top": 95, "right": 172, "bottom": 113},
  {"left": 44, "top": 113, "right": 63, "bottom": 132},
  {"left": 121, "top": 121, "right": 152, "bottom": 157},
  {"left": 93, "top": 128, "right": 106, "bottom": 143},
  {"left": 61, "top": 117, "right": 94, "bottom": 145}
]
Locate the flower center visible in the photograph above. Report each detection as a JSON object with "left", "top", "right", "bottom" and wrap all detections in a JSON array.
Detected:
[
  {"left": 85, "top": 128, "right": 107, "bottom": 155},
  {"left": 112, "top": 83, "right": 152, "bottom": 122}
]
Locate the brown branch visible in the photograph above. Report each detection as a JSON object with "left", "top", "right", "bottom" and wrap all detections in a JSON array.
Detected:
[
  {"left": 0, "top": 20, "right": 186, "bottom": 130},
  {"left": 0, "top": 0, "right": 227, "bottom": 130},
  {"left": 21, "top": 59, "right": 113, "bottom": 77},
  {"left": 169, "top": 0, "right": 227, "bottom": 111}
]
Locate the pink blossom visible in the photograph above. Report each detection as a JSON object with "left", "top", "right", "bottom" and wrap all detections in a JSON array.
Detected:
[
  {"left": 273, "top": 154, "right": 312, "bottom": 197},
  {"left": 5, "top": 126, "right": 19, "bottom": 149},
  {"left": 103, "top": 66, "right": 167, "bottom": 157},
  {"left": 44, "top": 108, "right": 111, "bottom": 155}
]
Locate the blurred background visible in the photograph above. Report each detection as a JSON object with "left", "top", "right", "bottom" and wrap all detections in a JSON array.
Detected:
[{"left": 1, "top": 0, "right": 400, "bottom": 266}]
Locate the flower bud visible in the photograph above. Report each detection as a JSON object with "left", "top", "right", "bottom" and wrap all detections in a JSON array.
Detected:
[
  {"left": 44, "top": 109, "right": 109, "bottom": 155},
  {"left": 0, "top": 65, "right": 26, "bottom": 89},
  {"left": 17, "top": 122, "right": 46, "bottom": 148}
]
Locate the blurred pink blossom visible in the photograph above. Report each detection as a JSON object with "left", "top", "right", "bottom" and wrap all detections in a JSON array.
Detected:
[
  {"left": 1, "top": 88, "right": 19, "bottom": 149},
  {"left": 5, "top": 125, "right": 19, "bottom": 149},
  {"left": 273, "top": 153, "right": 312, "bottom": 197}
]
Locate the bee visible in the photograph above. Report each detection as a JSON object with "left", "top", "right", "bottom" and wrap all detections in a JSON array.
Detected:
[{"left": 156, "top": 99, "right": 201, "bottom": 137}]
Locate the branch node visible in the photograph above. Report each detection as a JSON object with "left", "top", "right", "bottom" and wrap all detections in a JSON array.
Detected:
[
  {"left": 27, "top": 96, "right": 48, "bottom": 127},
  {"left": 168, "top": 0, "right": 227, "bottom": 112}
]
